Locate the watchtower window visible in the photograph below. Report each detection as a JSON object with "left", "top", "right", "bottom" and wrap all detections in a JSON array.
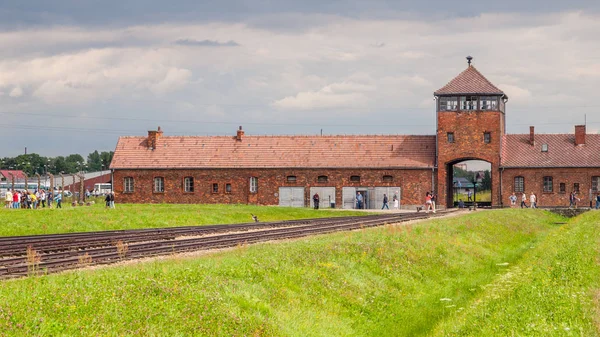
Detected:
[
  {"left": 460, "top": 96, "right": 477, "bottom": 110},
  {"left": 447, "top": 132, "right": 455, "bottom": 143},
  {"left": 480, "top": 96, "right": 498, "bottom": 110},
  {"left": 484, "top": 132, "right": 491, "bottom": 144},
  {"left": 439, "top": 97, "right": 458, "bottom": 111}
]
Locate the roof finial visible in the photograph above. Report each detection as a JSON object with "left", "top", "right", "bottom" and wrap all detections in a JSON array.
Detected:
[{"left": 466, "top": 56, "right": 473, "bottom": 66}]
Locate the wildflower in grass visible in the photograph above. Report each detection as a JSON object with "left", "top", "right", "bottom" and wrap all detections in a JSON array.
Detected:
[
  {"left": 496, "top": 262, "right": 509, "bottom": 266},
  {"left": 440, "top": 298, "right": 452, "bottom": 302}
]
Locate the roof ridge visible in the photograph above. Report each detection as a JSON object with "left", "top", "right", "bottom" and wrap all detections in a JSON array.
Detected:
[{"left": 434, "top": 65, "right": 504, "bottom": 96}]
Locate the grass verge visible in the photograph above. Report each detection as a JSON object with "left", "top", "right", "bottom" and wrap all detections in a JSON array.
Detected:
[
  {"left": 0, "top": 210, "right": 565, "bottom": 336},
  {"left": 430, "top": 210, "right": 600, "bottom": 336},
  {"left": 0, "top": 203, "right": 367, "bottom": 237}
]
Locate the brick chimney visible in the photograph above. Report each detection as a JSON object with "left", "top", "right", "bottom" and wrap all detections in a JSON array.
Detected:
[
  {"left": 529, "top": 126, "right": 535, "bottom": 145},
  {"left": 236, "top": 126, "right": 244, "bottom": 141},
  {"left": 575, "top": 125, "right": 586, "bottom": 146},
  {"left": 147, "top": 126, "right": 163, "bottom": 150}
]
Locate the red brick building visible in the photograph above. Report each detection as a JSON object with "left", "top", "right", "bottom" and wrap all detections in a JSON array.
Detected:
[{"left": 110, "top": 59, "right": 600, "bottom": 208}]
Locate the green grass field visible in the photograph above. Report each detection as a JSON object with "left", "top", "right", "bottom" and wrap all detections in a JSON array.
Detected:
[
  {"left": 0, "top": 203, "right": 367, "bottom": 237},
  {"left": 3, "top": 209, "right": 597, "bottom": 336}
]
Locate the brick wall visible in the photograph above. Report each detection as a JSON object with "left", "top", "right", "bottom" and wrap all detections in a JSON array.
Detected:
[
  {"left": 436, "top": 110, "right": 503, "bottom": 207},
  {"left": 501, "top": 168, "right": 600, "bottom": 207},
  {"left": 113, "top": 168, "right": 435, "bottom": 207}
]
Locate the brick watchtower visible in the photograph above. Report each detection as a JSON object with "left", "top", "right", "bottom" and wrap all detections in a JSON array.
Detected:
[{"left": 434, "top": 57, "right": 508, "bottom": 207}]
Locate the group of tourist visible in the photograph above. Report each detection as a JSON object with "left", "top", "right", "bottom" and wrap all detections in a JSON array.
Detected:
[
  {"left": 508, "top": 191, "right": 600, "bottom": 209},
  {"left": 4, "top": 189, "right": 62, "bottom": 209}
]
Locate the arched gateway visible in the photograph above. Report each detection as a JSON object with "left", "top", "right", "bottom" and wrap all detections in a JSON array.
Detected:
[{"left": 434, "top": 57, "right": 508, "bottom": 208}]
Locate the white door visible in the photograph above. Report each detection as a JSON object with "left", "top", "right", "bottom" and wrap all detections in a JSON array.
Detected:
[
  {"left": 279, "top": 187, "right": 305, "bottom": 207},
  {"left": 372, "top": 187, "right": 401, "bottom": 209},
  {"left": 309, "top": 187, "right": 336, "bottom": 208},
  {"left": 342, "top": 187, "right": 356, "bottom": 209}
]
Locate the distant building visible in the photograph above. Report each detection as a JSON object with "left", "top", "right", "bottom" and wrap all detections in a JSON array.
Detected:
[{"left": 110, "top": 58, "right": 600, "bottom": 208}]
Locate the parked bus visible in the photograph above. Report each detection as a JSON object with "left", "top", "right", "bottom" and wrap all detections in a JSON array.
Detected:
[
  {"left": 93, "top": 183, "right": 112, "bottom": 196},
  {"left": 0, "top": 182, "right": 50, "bottom": 196}
]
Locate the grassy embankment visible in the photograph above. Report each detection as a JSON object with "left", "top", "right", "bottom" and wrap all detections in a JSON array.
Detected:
[
  {"left": 0, "top": 203, "right": 366, "bottom": 237},
  {"left": 1, "top": 209, "right": 590, "bottom": 336}
]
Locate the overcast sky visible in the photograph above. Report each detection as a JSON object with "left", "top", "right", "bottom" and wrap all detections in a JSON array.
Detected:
[{"left": 1, "top": 0, "right": 600, "bottom": 157}]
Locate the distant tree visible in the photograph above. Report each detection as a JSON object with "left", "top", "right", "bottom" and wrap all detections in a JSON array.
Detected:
[
  {"left": 481, "top": 170, "right": 492, "bottom": 190},
  {"left": 100, "top": 151, "right": 114, "bottom": 170},
  {"left": 87, "top": 151, "right": 102, "bottom": 171}
]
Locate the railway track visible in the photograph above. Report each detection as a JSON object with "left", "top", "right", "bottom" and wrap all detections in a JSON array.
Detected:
[{"left": 0, "top": 211, "right": 453, "bottom": 279}]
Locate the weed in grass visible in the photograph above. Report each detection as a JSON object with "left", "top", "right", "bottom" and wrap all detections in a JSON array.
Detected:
[
  {"left": 77, "top": 253, "right": 93, "bottom": 267},
  {"left": 115, "top": 240, "right": 128, "bottom": 259},
  {"left": 26, "top": 245, "right": 41, "bottom": 276}
]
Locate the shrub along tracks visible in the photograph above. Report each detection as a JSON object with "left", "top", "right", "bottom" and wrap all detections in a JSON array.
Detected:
[{"left": 0, "top": 211, "right": 453, "bottom": 279}]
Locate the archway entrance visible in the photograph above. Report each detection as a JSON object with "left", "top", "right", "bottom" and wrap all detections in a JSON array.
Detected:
[{"left": 445, "top": 159, "right": 492, "bottom": 208}]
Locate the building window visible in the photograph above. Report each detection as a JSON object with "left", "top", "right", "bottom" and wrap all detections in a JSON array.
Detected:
[
  {"left": 317, "top": 175, "right": 328, "bottom": 183},
  {"left": 592, "top": 176, "right": 600, "bottom": 192},
  {"left": 249, "top": 177, "right": 258, "bottom": 193},
  {"left": 350, "top": 175, "right": 361, "bottom": 182},
  {"left": 153, "top": 177, "right": 164, "bottom": 193},
  {"left": 484, "top": 132, "right": 491, "bottom": 144},
  {"left": 480, "top": 96, "right": 498, "bottom": 110},
  {"left": 541, "top": 144, "right": 548, "bottom": 152},
  {"left": 226, "top": 183, "right": 232, "bottom": 193},
  {"left": 559, "top": 183, "right": 566, "bottom": 194},
  {"left": 447, "top": 132, "right": 455, "bottom": 143},
  {"left": 383, "top": 175, "right": 393, "bottom": 182},
  {"left": 124, "top": 177, "right": 134, "bottom": 193},
  {"left": 212, "top": 183, "right": 219, "bottom": 193},
  {"left": 460, "top": 96, "right": 477, "bottom": 110},
  {"left": 439, "top": 97, "right": 458, "bottom": 111},
  {"left": 573, "top": 183, "right": 580, "bottom": 193},
  {"left": 514, "top": 176, "right": 524, "bottom": 193},
  {"left": 184, "top": 177, "right": 194, "bottom": 193},
  {"left": 543, "top": 176, "right": 553, "bottom": 193},
  {"left": 286, "top": 175, "right": 297, "bottom": 183}
]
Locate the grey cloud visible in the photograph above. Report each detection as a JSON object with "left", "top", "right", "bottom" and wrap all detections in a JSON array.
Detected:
[{"left": 174, "top": 39, "right": 240, "bottom": 47}]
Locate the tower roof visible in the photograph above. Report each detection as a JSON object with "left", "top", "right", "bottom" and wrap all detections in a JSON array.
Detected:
[{"left": 435, "top": 65, "right": 505, "bottom": 96}]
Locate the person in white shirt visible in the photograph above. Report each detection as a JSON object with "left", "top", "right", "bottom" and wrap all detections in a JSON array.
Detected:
[
  {"left": 5, "top": 190, "right": 12, "bottom": 208},
  {"left": 529, "top": 192, "right": 537, "bottom": 209}
]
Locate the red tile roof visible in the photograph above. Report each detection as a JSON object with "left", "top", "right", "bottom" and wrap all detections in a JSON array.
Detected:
[
  {"left": 111, "top": 134, "right": 436, "bottom": 169},
  {"left": 435, "top": 66, "right": 505, "bottom": 96},
  {"left": 0, "top": 170, "right": 27, "bottom": 180},
  {"left": 502, "top": 134, "right": 600, "bottom": 167}
]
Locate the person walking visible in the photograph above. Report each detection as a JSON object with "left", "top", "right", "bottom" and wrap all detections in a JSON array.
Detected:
[
  {"left": 313, "top": 193, "right": 320, "bottom": 210},
  {"left": 509, "top": 192, "right": 517, "bottom": 207},
  {"left": 356, "top": 192, "right": 364, "bottom": 209},
  {"left": 430, "top": 192, "right": 436, "bottom": 213},
  {"left": 13, "top": 190, "right": 20, "bottom": 209},
  {"left": 109, "top": 192, "right": 115, "bottom": 209},
  {"left": 521, "top": 192, "right": 527, "bottom": 208},
  {"left": 54, "top": 191, "right": 62, "bottom": 209},
  {"left": 5, "top": 189, "right": 12, "bottom": 208},
  {"left": 467, "top": 189, "right": 473, "bottom": 202},
  {"left": 381, "top": 194, "right": 389, "bottom": 210},
  {"left": 40, "top": 190, "right": 46, "bottom": 208},
  {"left": 393, "top": 196, "right": 399, "bottom": 209},
  {"left": 425, "top": 192, "right": 433, "bottom": 213},
  {"left": 105, "top": 193, "right": 111, "bottom": 208},
  {"left": 596, "top": 193, "right": 600, "bottom": 210},
  {"left": 529, "top": 192, "right": 537, "bottom": 209},
  {"left": 569, "top": 191, "right": 576, "bottom": 209}
]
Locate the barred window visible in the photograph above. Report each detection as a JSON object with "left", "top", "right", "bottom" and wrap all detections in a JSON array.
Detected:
[
  {"left": 317, "top": 175, "right": 328, "bottom": 183},
  {"left": 573, "top": 183, "right": 580, "bottom": 193},
  {"left": 184, "top": 177, "right": 194, "bottom": 192},
  {"left": 559, "top": 183, "right": 566, "bottom": 193},
  {"left": 212, "top": 183, "right": 218, "bottom": 193},
  {"left": 350, "top": 175, "right": 361, "bottom": 182},
  {"left": 480, "top": 96, "right": 498, "bottom": 110},
  {"left": 484, "top": 132, "right": 491, "bottom": 144},
  {"left": 592, "top": 176, "right": 600, "bottom": 192},
  {"left": 383, "top": 175, "right": 393, "bottom": 182},
  {"left": 226, "top": 183, "right": 232, "bottom": 193},
  {"left": 124, "top": 177, "right": 134, "bottom": 193},
  {"left": 514, "top": 176, "right": 524, "bottom": 193},
  {"left": 460, "top": 96, "right": 477, "bottom": 110},
  {"left": 286, "top": 175, "right": 297, "bottom": 183},
  {"left": 154, "top": 177, "right": 164, "bottom": 193},
  {"left": 439, "top": 97, "right": 458, "bottom": 111},
  {"left": 447, "top": 132, "right": 455, "bottom": 143},
  {"left": 543, "top": 176, "right": 553, "bottom": 193},
  {"left": 249, "top": 177, "right": 258, "bottom": 193}
]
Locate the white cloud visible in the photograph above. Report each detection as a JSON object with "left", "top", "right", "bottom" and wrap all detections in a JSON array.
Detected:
[
  {"left": 9, "top": 87, "right": 23, "bottom": 97},
  {"left": 272, "top": 80, "right": 375, "bottom": 110}
]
